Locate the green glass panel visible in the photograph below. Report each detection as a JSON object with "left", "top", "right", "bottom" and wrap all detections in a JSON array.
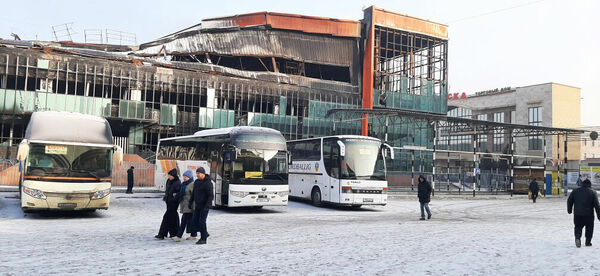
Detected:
[
  {"left": 103, "top": 99, "right": 111, "bottom": 117},
  {"left": 228, "top": 110, "right": 235, "bottom": 127},
  {"left": 119, "top": 101, "right": 128, "bottom": 118},
  {"left": 37, "top": 92, "right": 47, "bottom": 110},
  {"left": 215, "top": 109, "right": 223, "bottom": 128},
  {"left": 127, "top": 101, "right": 136, "bottom": 118},
  {"left": 55, "top": 94, "right": 66, "bottom": 111},
  {"left": 46, "top": 94, "right": 57, "bottom": 112},
  {"left": 137, "top": 102, "right": 144, "bottom": 119},
  {"left": 65, "top": 95, "right": 76, "bottom": 112},
  {"left": 206, "top": 108, "right": 213, "bottom": 128},
  {"left": 279, "top": 97, "right": 287, "bottom": 115},
  {"left": 199, "top": 108, "right": 207, "bottom": 128},
  {"left": 401, "top": 77, "right": 408, "bottom": 94},
  {"left": 220, "top": 109, "right": 228, "bottom": 127},
  {"left": 4, "top": 90, "right": 16, "bottom": 113}
]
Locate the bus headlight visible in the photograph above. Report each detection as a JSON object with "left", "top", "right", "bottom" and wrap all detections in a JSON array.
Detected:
[
  {"left": 231, "top": 191, "right": 249, "bottom": 198},
  {"left": 23, "top": 186, "right": 46, "bottom": 199},
  {"left": 91, "top": 189, "right": 111, "bottom": 200},
  {"left": 277, "top": 191, "right": 289, "bottom": 197}
]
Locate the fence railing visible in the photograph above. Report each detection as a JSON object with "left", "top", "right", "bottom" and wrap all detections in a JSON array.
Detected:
[
  {"left": 0, "top": 159, "right": 20, "bottom": 186},
  {"left": 0, "top": 160, "right": 155, "bottom": 187}
]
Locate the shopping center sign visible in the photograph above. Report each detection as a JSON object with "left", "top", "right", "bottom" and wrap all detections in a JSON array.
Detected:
[{"left": 448, "top": 93, "right": 468, "bottom": 100}]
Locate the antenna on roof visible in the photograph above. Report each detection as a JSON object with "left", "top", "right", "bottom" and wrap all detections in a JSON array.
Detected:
[{"left": 52, "top": 22, "right": 76, "bottom": 42}]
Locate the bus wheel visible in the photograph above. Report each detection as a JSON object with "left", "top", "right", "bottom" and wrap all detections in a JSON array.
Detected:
[{"left": 311, "top": 188, "right": 323, "bottom": 207}]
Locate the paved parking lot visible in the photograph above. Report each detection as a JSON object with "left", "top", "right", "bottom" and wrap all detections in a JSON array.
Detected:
[{"left": 0, "top": 193, "right": 597, "bottom": 275}]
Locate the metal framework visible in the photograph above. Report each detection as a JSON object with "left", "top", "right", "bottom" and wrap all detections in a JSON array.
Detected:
[{"left": 326, "top": 108, "right": 584, "bottom": 196}]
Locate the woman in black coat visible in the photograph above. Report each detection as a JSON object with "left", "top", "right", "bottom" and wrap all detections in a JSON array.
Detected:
[{"left": 155, "top": 169, "right": 181, "bottom": 239}]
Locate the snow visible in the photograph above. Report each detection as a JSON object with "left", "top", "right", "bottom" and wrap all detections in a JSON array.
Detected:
[{"left": 1, "top": 193, "right": 600, "bottom": 275}]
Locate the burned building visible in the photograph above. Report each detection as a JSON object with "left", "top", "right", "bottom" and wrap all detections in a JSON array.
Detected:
[{"left": 0, "top": 7, "right": 448, "bottom": 176}]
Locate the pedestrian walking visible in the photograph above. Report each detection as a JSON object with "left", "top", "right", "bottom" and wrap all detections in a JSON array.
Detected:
[
  {"left": 172, "top": 170, "right": 198, "bottom": 242},
  {"left": 155, "top": 169, "right": 181, "bottom": 240},
  {"left": 417, "top": 175, "right": 432, "bottom": 220},
  {"left": 567, "top": 179, "right": 600, "bottom": 248},
  {"left": 189, "top": 167, "right": 213, "bottom": 244},
  {"left": 126, "top": 166, "right": 134, "bottom": 194},
  {"left": 529, "top": 178, "right": 540, "bottom": 203}
]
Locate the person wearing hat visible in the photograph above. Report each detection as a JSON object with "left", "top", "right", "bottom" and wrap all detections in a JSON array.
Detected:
[
  {"left": 189, "top": 167, "right": 214, "bottom": 245},
  {"left": 155, "top": 168, "right": 181, "bottom": 240},
  {"left": 172, "top": 170, "right": 197, "bottom": 242},
  {"left": 417, "top": 175, "right": 432, "bottom": 220}
]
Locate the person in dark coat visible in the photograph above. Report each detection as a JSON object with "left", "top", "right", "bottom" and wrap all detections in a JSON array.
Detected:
[
  {"left": 126, "top": 166, "right": 134, "bottom": 194},
  {"left": 529, "top": 178, "right": 540, "bottom": 203},
  {"left": 417, "top": 175, "right": 432, "bottom": 220},
  {"left": 172, "top": 170, "right": 197, "bottom": 242},
  {"left": 189, "top": 167, "right": 214, "bottom": 244},
  {"left": 567, "top": 179, "right": 600, "bottom": 247},
  {"left": 155, "top": 169, "right": 181, "bottom": 240}
]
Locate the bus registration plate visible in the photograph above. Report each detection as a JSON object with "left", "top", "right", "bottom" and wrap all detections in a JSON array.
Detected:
[
  {"left": 363, "top": 198, "right": 374, "bottom": 203},
  {"left": 58, "top": 203, "right": 77, "bottom": 209},
  {"left": 257, "top": 198, "right": 269, "bottom": 202}
]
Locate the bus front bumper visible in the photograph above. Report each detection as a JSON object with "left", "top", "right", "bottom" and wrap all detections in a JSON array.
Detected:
[{"left": 21, "top": 192, "right": 110, "bottom": 211}]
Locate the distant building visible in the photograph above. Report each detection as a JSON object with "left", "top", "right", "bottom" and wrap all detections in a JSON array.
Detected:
[{"left": 446, "top": 82, "right": 581, "bottom": 173}]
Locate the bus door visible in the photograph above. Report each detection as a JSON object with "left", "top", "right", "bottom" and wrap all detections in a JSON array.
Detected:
[
  {"left": 221, "top": 145, "right": 234, "bottom": 206},
  {"left": 323, "top": 138, "right": 341, "bottom": 203}
]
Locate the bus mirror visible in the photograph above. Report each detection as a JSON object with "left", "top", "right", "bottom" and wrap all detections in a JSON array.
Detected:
[
  {"left": 287, "top": 152, "right": 292, "bottom": 165},
  {"left": 384, "top": 144, "right": 395, "bottom": 160},
  {"left": 17, "top": 143, "right": 29, "bottom": 161},
  {"left": 114, "top": 146, "right": 124, "bottom": 167},
  {"left": 337, "top": 140, "right": 346, "bottom": 157}
]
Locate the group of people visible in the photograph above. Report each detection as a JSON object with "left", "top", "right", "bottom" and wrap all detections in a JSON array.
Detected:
[{"left": 154, "top": 167, "right": 214, "bottom": 245}]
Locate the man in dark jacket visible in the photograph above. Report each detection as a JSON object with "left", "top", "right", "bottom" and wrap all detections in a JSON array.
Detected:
[
  {"left": 155, "top": 169, "right": 181, "bottom": 239},
  {"left": 417, "top": 175, "right": 432, "bottom": 220},
  {"left": 567, "top": 179, "right": 600, "bottom": 247},
  {"left": 189, "top": 167, "right": 214, "bottom": 244},
  {"left": 126, "top": 166, "right": 134, "bottom": 194},
  {"left": 529, "top": 178, "right": 540, "bottom": 203}
]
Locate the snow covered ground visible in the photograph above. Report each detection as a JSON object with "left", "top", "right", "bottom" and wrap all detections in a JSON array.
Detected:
[{"left": 1, "top": 193, "right": 599, "bottom": 275}]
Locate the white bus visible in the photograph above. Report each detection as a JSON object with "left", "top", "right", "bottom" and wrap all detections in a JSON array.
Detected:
[
  {"left": 156, "top": 126, "right": 289, "bottom": 208},
  {"left": 17, "top": 111, "right": 123, "bottom": 212},
  {"left": 287, "top": 135, "right": 392, "bottom": 207}
]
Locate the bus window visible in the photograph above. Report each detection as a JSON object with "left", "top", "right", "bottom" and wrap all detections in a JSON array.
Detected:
[{"left": 323, "top": 138, "right": 340, "bottom": 178}]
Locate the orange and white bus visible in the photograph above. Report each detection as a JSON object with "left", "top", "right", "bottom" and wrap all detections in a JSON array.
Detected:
[{"left": 17, "top": 111, "right": 122, "bottom": 212}]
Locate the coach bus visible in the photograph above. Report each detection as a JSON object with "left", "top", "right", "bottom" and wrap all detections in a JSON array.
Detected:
[
  {"left": 18, "top": 111, "right": 123, "bottom": 212},
  {"left": 156, "top": 126, "right": 289, "bottom": 208},
  {"left": 287, "top": 135, "right": 392, "bottom": 207}
]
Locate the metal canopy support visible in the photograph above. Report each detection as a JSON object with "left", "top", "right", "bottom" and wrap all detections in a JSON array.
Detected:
[
  {"left": 557, "top": 134, "right": 561, "bottom": 195},
  {"left": 509, "top": 130, "right": 515, "bottom": 197},
  {"left": 543, "top": 135, "right": 547, "bottom": 196},
  {"left": 432, "top": 121, "right": 438, "bottom": 196},
  {"left": 564, "top": 133, "right": 568, "bottom": 196}
]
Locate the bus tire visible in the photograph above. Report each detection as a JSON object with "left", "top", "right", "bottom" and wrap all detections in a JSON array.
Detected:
[{"left": 311, "top": 187, "right": 323, "bottom": 207}]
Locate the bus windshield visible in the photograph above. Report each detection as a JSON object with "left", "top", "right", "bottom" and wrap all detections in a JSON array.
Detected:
[
  {"left": 232, "top": 149, "right": 288, "bottom": 184},
  {"left": 340, "top": 139, "right": 385, "bottom": 181},
  {"left": 26, "top": 143, "right": 113, "bottom": 179}
]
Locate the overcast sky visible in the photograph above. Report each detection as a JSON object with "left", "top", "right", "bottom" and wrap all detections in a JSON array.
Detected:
[{"left": 1, "top": 0, "right": 598, "bottom": 126}]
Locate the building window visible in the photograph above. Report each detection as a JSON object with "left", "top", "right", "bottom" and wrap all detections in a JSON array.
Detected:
[
  {"left": 493, "top": 112, "right": 504, "bottom": 152},
  {"left": 477, "top": 114, "right": 487, "bottom": 121},
  {"left": 478, "top": 134, "right": 488, "bottom": 152},
  {"left": 528, "top": 107, "right": 542, "bottom": 150},
  {"left": 511, "top": 110, "right": 516, "bottom": 124}
]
